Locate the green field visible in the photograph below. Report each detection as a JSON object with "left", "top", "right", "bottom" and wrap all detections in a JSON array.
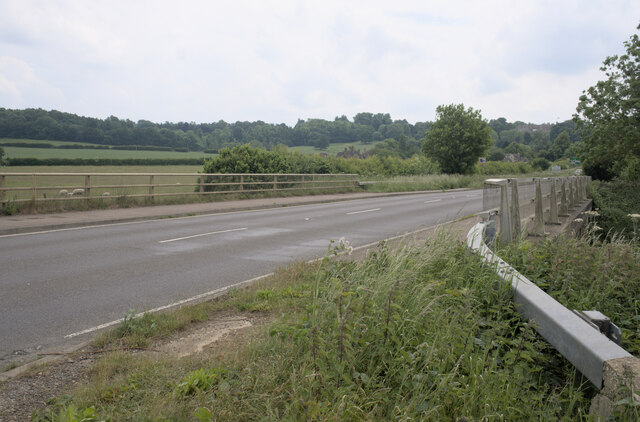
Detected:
[
  {"left": 0, "top": 165, "right": 204, "bottom": 174},
  {"left": 2, "top": 146, "right": 216, "bottom": 160},
  {"left": 0, "top": 138, "right": 99, "bottom": 147},
  {"left": 288, "top": 140, "right": 381, "bottom": 155}
]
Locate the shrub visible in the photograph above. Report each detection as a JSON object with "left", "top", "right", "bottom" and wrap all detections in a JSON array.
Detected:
[{"left": 531, "top": 157, "right": 551, "bottom": 171}]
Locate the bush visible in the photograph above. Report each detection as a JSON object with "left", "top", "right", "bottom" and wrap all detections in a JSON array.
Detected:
[
  {"left": 589, "top": 179, "right": 640, "bottom": 238},
  {"left": 531, "top": 157, "right": 551, "bottom": 171}
]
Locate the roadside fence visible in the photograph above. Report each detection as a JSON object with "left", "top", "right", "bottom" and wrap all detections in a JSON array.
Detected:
[
  {"left": 482, "top": 176, "right": 591, "bottom": 242},
  {"left": 0, "top": 172, "right": 360, "bottom": 208}
]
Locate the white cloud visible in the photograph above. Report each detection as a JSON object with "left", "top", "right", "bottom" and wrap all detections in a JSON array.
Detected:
[
  {"left": 0, "top": 56, "right": 65, "bottom": 108},
  {"left": 0, "top": 0, "right": 638, "bottom": 124}
]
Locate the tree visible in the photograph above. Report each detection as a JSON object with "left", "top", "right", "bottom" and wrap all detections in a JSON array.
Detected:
[
  {"left": 0, "top": 147, "right": 5, "bottom": 166},
  {"left": 422, "top": 104, "right": 492, "bottom": 174},
  {"left": 550, "top": 131, "right": 571, "bottom": 160},
  {"left": 574, "top": 24, "right": 640, "bottom": 180}
]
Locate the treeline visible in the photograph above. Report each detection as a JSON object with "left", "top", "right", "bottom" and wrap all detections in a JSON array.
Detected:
[
  {"left": 486, "top": 117, "right": 581, "bottom": 168},
  {"left": 0, "top": 108, "right": 429, "bottom": 152}
]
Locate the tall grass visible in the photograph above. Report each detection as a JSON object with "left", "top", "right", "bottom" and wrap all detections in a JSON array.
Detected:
[
  {"left": 34, "top": 232, "right": 592, "bottom": 421},
  {"left": 498, "top": 229, "right": 640, "bottom": 356}
]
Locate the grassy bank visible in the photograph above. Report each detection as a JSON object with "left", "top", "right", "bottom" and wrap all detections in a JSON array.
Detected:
[
  {"left": 498, "top": 232, "right": 640, "bottom": 357},
  {"left": 32, "top": 232, "right": 594, "bottom": 421}
]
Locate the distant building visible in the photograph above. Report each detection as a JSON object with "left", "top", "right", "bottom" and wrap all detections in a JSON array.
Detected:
[
  {"left": 337, "top": 146, "right": 369, "bottom": 159},
  {"left": 504, "top": 153, "right": 528, "bottom": 163}
]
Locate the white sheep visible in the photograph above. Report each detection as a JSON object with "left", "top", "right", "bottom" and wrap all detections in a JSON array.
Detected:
[
  {"left": 59, "top": 189, "right": 69, "bottom": 197},
  {"left": 71, "top": 188, "right": 85, "bottom": 196},
  {"left": 102, "top": 192, "right": 111, "bottom": 197}
]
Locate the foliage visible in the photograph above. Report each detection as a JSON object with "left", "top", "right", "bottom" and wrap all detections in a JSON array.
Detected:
[
  {"left": 204, "top": 144, "right": 291, "bottom": 174},
  {"left": 422, "top": 104, "right": 492, "bottom": 174},
  {"left": 32, "top": 399, "right": 99, "bottom": 422},
  {"left": 0, "top": 108, "right": 431, "bottom": 154},
  {"left": 203, "top": 144, "right": 441, "bottom": 177},
  {"left": 0, "top": 146, "right": 5, "bottom": 166},
  {"left": 498, "top": 234, "right": 640, "bottom": 355},
  {"left": 174, "top": 368, "right": 228, "bottom": 396},
  {"left": 588, "top": 179, "right": 640, "bottom": 238},
  {"left": 531, "top": 157, "right": 551, "bottom": 171},
  {"left": 574, "top": 25, "right": 640, "bottom": 181}
]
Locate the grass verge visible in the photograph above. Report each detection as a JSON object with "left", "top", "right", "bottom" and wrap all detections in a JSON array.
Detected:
[
  {"left": 497, "top": 230, "right": 640, "bottom": 357},
  {"left": 32, "top": 231, "right": 596, "bottom": 421}
]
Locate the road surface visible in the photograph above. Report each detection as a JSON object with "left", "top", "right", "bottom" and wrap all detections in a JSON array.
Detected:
[{"left": 0, "top": 190, "right": 483, "bottom": 362}]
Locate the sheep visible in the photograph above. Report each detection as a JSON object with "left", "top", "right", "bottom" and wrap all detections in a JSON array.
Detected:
[
  {"left": 59, "top": 189, "right": 69, "bottom": 197},
  {"left": 71, "top": 188, "right": 84, "bottom": 196},
  {"left": 102, "top": 192, "right": 111, "bottom": 197}
]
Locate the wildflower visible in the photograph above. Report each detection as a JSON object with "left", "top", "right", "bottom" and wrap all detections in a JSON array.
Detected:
[
  {"left": 628, "top": 214, "right": 640, "bottom": 219},
  {"left": 583, "top": 210, "right": 600, "bottom": 217},
  {"left": 574, "top": 218, "right": 583, "bottom": 223},
  {"left": 592, "top": 225, "right": 602, "bottom": 231}
]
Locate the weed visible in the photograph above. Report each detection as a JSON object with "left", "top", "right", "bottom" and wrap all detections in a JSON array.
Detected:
[{"left": 174, "top": 367, "right": 228, "bottom": 396}]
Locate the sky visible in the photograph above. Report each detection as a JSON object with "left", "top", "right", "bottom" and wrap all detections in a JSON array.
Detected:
[{"left": 0, "top": 0, "right": 639, "bottom": 126}]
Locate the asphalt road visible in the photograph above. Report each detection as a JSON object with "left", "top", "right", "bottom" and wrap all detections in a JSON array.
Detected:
[{"left": 0, "top": 190, "right": 483, "bottom": 361}]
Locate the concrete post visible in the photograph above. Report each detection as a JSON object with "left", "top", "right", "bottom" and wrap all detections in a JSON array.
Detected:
[
  {"left": 548, "top": 178, "right": 560, "bottom": 224},
  {"left": 590, "top": 356, "right": 640, "bottom": 420},
  {"left": 499, "top": 181, "right": 512, "bottom": 243},
  {"left": 568, "top": 178, "right": 576, "bottom": 208},
  {"left": 576, "top": 177, "right": 582, "bottom": 202},
  {"left": 510, "top": 179, "right": 521, "bottom": 239},
  {"left": 530, "top": 178, "right": 546, "bottom": 236},
  {"left": 559, "top": 178, "right": 569, "bottom": 216}
]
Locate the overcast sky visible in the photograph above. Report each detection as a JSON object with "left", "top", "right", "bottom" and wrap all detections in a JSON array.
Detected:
[{"left": 1, "top": 1, "right": 638, "bottom": 126}]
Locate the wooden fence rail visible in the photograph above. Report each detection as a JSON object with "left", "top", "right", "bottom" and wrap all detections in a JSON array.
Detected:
[{"left": 0, "top": 172, "right": 360, "bottom": 206}]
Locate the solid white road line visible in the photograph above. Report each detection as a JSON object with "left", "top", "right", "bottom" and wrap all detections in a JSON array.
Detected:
[
  {"left": 423, "top": 199, "right": 442, "bottom": 204},
  {"left": 346, "top": 208, "right": 381, "bottom": 215},
  {"left": 158, "top": 227, "right": 248, "bottom": 243},
  {"left": 64, "top": 273, "right": 274, "bottom": 339}
]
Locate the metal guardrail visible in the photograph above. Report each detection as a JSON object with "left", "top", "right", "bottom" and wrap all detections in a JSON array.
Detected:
[
  {"left": 0, "top": 172, "right": 360, "bottom": 206},
  {"left": 467, "top": 221, "right": 631, "bottom": 389},
  {"left": 482, "top": 176, "right": 591, "bottom": 242}
]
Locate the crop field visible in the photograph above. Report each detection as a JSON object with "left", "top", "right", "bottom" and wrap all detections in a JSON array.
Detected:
[{"left": 2, "top": 146, "right": 216, "bottom": 160}]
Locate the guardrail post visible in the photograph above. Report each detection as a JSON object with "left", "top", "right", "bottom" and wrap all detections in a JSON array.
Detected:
[
  {"left": 239, "top": 175, "right": 244, "bottom": 191},
  {"left": 84, "top": 175, "right": 91, "bottom": 202},
  {"left": 574, "top": 177, "right": 580, "bottom": 205},
  {"left": 31, "top": 174, "right": 37, "bottom": 204},
  {"left": 548, "top": 178, "right": 560, "bottom": 224},
  {"left": 149, "top": 175, "right": 155, "bottom": 202},
  {"left": 199, "top": 175, "right": 204, "bottom": 195},
  {"left": 273, "top": 175, "right": 278, "bottom": 191},
  {"left": 559, "top": 178, "right": 569, "bottom": 216},
  {"left": 530, "top": 178, "right": 546, "bottom": 236},
  {"left": 510, "top": 179, "right": 521, "bottom": 239},
  {"left": 499, "top": 181, "right": 512, "bottom": 243}
]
